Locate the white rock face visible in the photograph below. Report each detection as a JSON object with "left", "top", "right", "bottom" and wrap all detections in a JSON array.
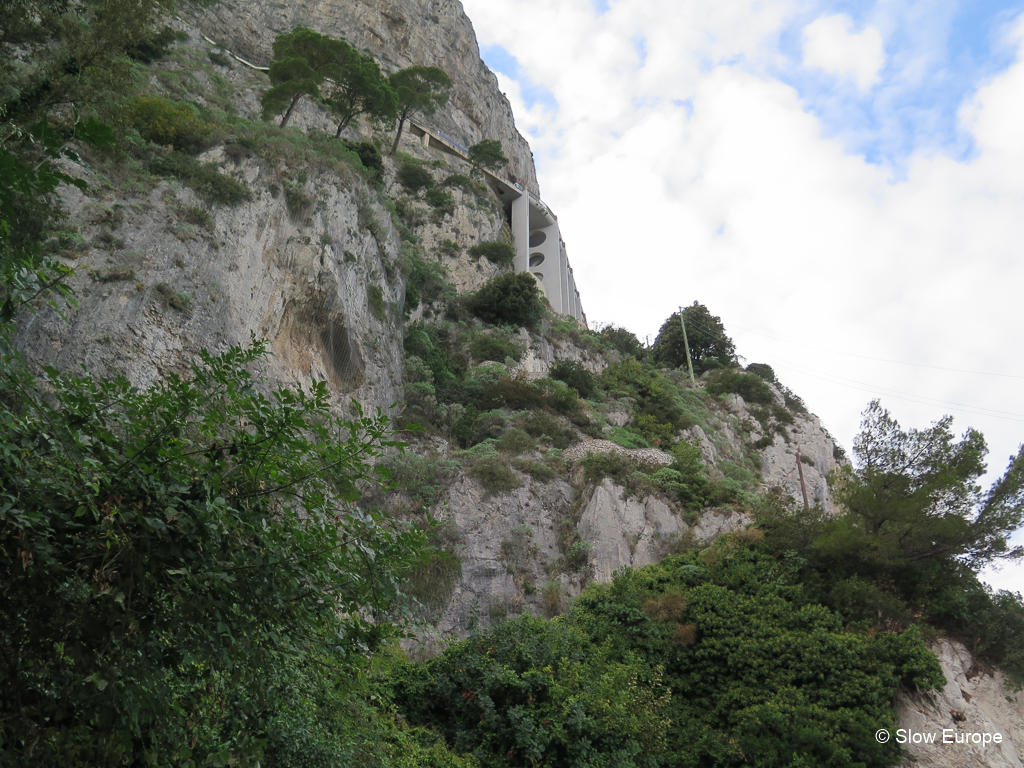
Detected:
[
  {"left": 187, "top": 0, "right": 539, "bottom": 193},
  {"left": 896, "top": 639, "right": 1024, "bottom": 768},
  {"left": 578, "top": 479, "right": 746, "bottom": 583},
  {"left": 18, "top": 158, "right": 407, "bottom": 413}
]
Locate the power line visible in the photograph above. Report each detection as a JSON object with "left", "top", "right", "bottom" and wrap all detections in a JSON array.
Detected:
[
  {"left": 727, "top": 322, "right": 1024, "bottom": 380},
  {"left": 658, "top": 310, "right": 1024, "bottom": 424}
]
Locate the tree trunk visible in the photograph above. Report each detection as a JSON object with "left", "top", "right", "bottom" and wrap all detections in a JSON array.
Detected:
[
  {"left": 390, "top": 113, "right": 408, "bottom": 155},
  {"left": 279, "top": 95, "right": 302, "bottom": 129}
]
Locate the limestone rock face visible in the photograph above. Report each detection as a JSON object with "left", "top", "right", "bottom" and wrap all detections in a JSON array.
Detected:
[
  {"left": 578, "top": 479, "right": 746, "bottom": 583},
  {"left": 16, "top": 158, "right": 405, "bottom": 413},
  {"left": 422, "top": 470, "right": 580, "bottom": 651},
  {"left": 895, "top": 639, "right": 1024, "bottom": 768},
  {"left": 188, "top": 0, "right": 539, "bottom": 193}
]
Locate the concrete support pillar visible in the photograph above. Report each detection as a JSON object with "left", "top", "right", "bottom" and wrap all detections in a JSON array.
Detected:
[{"left": 511, "top": 193, "right": 530, "bottom": 273}]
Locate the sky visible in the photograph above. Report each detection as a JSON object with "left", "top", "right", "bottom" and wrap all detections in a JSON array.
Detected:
[{"left": 459, "top": 0, "right": 1024, "bottom": 594}]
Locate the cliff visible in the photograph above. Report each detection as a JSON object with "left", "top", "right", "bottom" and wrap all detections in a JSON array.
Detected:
[
  {"left": 10, "top": 2, "right": 1021, "bottom": 765},
  {"left": 189, "top": 0, "right": 540, "bottom": 193}
]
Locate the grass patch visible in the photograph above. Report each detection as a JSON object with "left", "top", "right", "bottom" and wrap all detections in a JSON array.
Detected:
[{"left": 147, "top": 152, "right": 251, "bottom": 206}]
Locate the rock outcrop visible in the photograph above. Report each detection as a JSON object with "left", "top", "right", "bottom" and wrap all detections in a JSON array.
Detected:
[
  {"left": 188, "top": 0, "right": 539, "bottom": 193},
  {"left": 896, "top": 639, "right": 1024, "bottom": 768}
]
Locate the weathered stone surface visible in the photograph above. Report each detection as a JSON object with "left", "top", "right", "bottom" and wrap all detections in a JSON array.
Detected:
[
  {"left": 17, "top": 157, "right": 406, "bottom": 412},
  {"left": 186, "top": 0, "right": 539, "bottom": 194},
  {"left": 417, "top": 470, "right": 579, "bottom": 651},
  {"left": 896, "top": 639, "right": 1024, "bottom": 767}
]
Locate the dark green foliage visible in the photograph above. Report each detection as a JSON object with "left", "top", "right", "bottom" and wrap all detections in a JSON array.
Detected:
[
  {"left": 389, "top": 66, "right": 452, "bottom": 155},
  {"left": 341, "top": 139, "right": 384, "bottom": 176},
  {"left": 283, "top": 180, "right": 314, "bottom": 220},
  {"left": 261, "top": 26, "right": 358, "bottom": 128},
  {"left": 512, "top": 458, "right": 556, "bottom": 483},
  {"left": 467, "top": 239, "right": 516, "bottom": 267},
  {"left": 0, "top": 338, "right": 428, "bottom": 766},
  {"left": 549, "top": 358, "right": 596, "bottom": 398},
  {"left": 405, "top": 520, "right": 464, "bottom": 622},
  {"left": 570, "top": 545, "right": 945, "bottom": 768},
  {"left": 154, "top": 281, "right": 191, "bottom": 311},
  {"left": 124, "top": 25, "right": 188, "bottom": 63},
  {"left": 368, "top": 284, "right": 387, "bottom": 321},
  {"left": 467, "top": 272, "right": 545, "bottom": 328},
  {"left": 753, "top": 402, "right": 1024, "bottom": 686},
  {"left": 469, "top": 329, "right": 525, "bottom": 363},
  {"left": 467, "top": 456, "right": 522, "bottom": 496},
  {"left": 466, "top": 138, "right": 508, "bottom": 175},
  {"left": 596, "top": 324, "right": 645, "bottom": 358},
  {"left": 397, "top": 161, "right": 435, "bottom": 192},
  {"left": 389, "top": 616, "right": 671, "bottom": 767},
  {"left": 746, "top": 362, "right": 777, "bottom": 382},
  {"left": 322, "top": 44, "right": 397, "bottom": 137},
  {"left": 404, "top": 251, "right": 453, "bottom": 312},
  {"left": 378, "top": 452, "right": 460, "bottom": 507},
  {"left": 425, "top": 187, "right": 455, "bottom": 216},
  {"left": 517, "top": 411, "right": 576, "bottom": 449},
  {"left": 652, "top": 302, "right": 735, "bottom": 374},
  {"left": 497, "top": 427, "right": 537, "bottom": 454},
  {"left": 147, "top": 152, "right": 252, "bottom": 205},
  {"left": 599, "top": 359, "right": 690, "bottom": 447},
  {"left": 705, "top": 368, "right": 775, "bottom": 405}
]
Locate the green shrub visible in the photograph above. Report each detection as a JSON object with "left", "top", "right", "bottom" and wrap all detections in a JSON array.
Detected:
[
  {"left": 706, "top": 368, "right": 776, "bottom": 405},
  {"left": 367, "top": 285, "right": 386, "bottom": 322},
  {"left": 466, "top": 272, "right": 544, "bottom": 328},
  {"left": 126, "top": 26, "right": 189, "bottom": 63},
  {"left": 467, "top": 240, "right": 515, "bottom": 268},
  {"left": 341, "top": 139, "right": 384, "bottom": 176},
  {"left": 389, "top": 616, "right": 672, "bottom": 767},
  {"left": 130, "top": 96, "right": 215, "bottom": 153},
  {"left": 405, "top": 520, "right": 464, "bottom": 622},
  {"left": 378, "top": 453, "right": 460, "bottom": 507},
  {"left": 542, "top": 580, "right": 563, "bottom": 617},
  {"left": 518, "top": 411, "right": 575, "bottom": 450},
  {"left": 469, "top": 330, "right": 524, "bottom": 363},
  {"left": 512, "top": 458, "right": 556, "bottom": 483},
  {"left": 283, "top": 180, "right": 314, "bottom": 220},
  {"left": 569, "top": 546, "right": 944, "bottom": 768},
  {"left": 596, "top": 324, "right": 646, "bottom": 358},
  {"left": 397, "top": 162, "right": 434, "bottom": 192},
  {"left": 468, "top": 456, "right": 522, "bottom": 496},
  {"left": 549, "top": 359, "right": 596, "bottom": 398},
  {"left": 154, "top": 282, "right": 191, "bottom": 312},
  {"left": 496, "top": 427, "right": 536, "bottom": 455},
  {"left": 147, "top": 152, "right": 252, "bottom": 206},
  {"left": 404, "top": 251, "right": 453, "bottom": 312},
  {"left": 424, "top": 187, "right": 454, "bottom": 216},
  {"left": 606, "top": 427, "right": 650, "bottom": 449}
]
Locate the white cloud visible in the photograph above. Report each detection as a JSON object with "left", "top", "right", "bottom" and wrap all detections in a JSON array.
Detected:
[
  {"left": 461, "top": 0, "right": 1024, "bottom": 594},
  {"left": 802, "top": 14, "right": 886, "bottom": 91}
]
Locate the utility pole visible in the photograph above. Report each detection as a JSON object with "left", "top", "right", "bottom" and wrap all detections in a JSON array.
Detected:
[
  {"left": 678, "top": 307, "right": 696, "bottom": 387},
  {"left": 795, "top": 441, "right": 810, "bottom": 510}
]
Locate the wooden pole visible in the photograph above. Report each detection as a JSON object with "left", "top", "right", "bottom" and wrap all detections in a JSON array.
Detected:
[{"left": 678, "top": 307, "right": 696, "bottom": 387}]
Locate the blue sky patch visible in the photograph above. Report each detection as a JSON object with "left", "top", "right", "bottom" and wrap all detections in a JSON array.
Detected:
[
  {"left": 593, "top": 0, "right": 611, "bottom": 16},
  {"left": 481, "top": 44, "right": 560, "bottom": 114},
  {"left": 773, "top": 1, "right": 1022, "bottom": 168}
]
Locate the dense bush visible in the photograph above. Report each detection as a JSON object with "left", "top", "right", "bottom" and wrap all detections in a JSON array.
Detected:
[
  {"left": 569, "top": 544, "right": 945, "bottom": 768},
  {"left": 397, "top": 161, "right": 434, "bottom": 192},
  {"left": 403, "top": 251, "right": 453, "bottom": 312},
  {"left": 130, "top": 96, "right": 215, "bottom": 153},
  {"left": 652, "top": 302, "right": 736, "bottom": 374},
  {"left": 341, "top": 139, "right": 384, "bottom": 176},
  {"left": 705, "top": 368, "right": 776, "bottom": 405},
  {"left": 389, "top": 616, "right": 671, "bottom": 768},
  {"left": 469, "top": 329, "right": 525, "bottom": 363},
  {"left": 0, "top": 339, "right": 427, "bottom": 766},
  {"left": 596, "top": 324, "right": 646, "bottom": 358},
  {"left": 467, "top": 240, "right": 516, "bottom": 268},
  {"left": 467, "top": 272, "right": 545, "bottom": 328},
  {"left": 549, "top": 358, "right": 596, "bottom": 398},
  {"left": 147, "top": 152, "right": 252, "bottom": 205}
]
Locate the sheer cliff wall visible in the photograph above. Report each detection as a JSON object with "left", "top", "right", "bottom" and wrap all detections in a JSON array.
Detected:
[{"left": 189, "top": 0, "right": 539, "bottom": 194}]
